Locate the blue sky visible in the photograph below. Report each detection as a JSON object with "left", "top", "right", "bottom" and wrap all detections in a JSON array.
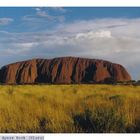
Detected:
[
  {"left": 0, "top": 7, "right": 140, "bottom": 32},
  {"left": 0, "top": 7, "right": 140, "bottom": 79}
]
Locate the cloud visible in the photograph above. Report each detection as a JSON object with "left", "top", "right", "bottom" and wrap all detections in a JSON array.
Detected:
[
  {"left": 1, "top": 18, "right": 140, "bottom": 79},
  {"left": 0, "top": 18, "right": 13, "bottom": 25},
  {"left": 50, "top": 7, "right": 67, "bottom": 13},
  {"left": 23, "top": 7, "right": 65, "bottom": 22},
  {"left": 34, "top": 7, "right": 51, "bottom": 18},
  {"left": 36, "top": 10, "right": 64, "bottom": 22},
  {"left": 34, "top": 7, "right": 66, "bottom": 13},
  {"left": 75, "top": 30, "right": 112, "bottom": 39}
]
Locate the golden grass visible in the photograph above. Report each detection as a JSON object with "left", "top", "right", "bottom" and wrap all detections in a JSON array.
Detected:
[{"left": 0, "top": 84, "right": 139, "bottom": 133}]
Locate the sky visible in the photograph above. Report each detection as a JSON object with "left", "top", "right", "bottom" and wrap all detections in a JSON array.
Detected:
[{"left": 0, "top": 7, "right": 140, "bottom": 79}]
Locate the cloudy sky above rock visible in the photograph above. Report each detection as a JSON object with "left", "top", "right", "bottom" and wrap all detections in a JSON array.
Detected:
[{"left": 0, "top": 7, "right": 140, "bottom": 79}]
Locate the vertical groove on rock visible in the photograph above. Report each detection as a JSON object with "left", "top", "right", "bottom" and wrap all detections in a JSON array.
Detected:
[{"left": 0, "top": 57, "right": 131, "bottom": 84}]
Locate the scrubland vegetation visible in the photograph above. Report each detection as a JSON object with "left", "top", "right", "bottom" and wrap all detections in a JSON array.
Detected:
[{"left": 0, "top": 84, "right": 139, "bottom": 133}]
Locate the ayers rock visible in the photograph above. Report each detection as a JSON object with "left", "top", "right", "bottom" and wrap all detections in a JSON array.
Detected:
[{"left": 0, "top": 57, "right": 131, "bottom": 84}]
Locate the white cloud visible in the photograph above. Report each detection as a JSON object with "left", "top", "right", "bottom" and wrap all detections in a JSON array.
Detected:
[
  {"left": 0, "top": 18, "right": 13, "bottom": 25},
  {"left": 34, "top": 8, "right": 41, "bottom": 11},
  {"left": 75, "top": 30, "right": 112, "bottom": 39},
  {"left": 50, "top": 7, "right": 67, "bottom": 13},
  {"left": 23, "top": 7, "right": 65, "bottom": 22},
  {"left": 1, "top": 18, "right": 140, "bottom": 79}
]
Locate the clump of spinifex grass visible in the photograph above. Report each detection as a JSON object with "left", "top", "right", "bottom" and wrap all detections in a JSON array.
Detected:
[
  {"left": 7, "top": 86, "right": 14, "bottom": 95},
  {"left": 0, "top": 84, "right": 139, "bottom": 133}
]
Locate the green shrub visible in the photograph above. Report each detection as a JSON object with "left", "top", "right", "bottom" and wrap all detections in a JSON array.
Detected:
[{"left": 73, "top": 107, "right": 126, "bottom": 133}]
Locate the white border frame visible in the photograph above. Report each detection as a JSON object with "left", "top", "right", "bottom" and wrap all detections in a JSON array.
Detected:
[
  {"left": 0, "top": 0, "right": 140, "bottom": 6},
  {"left": 0, "top": 0, "right": 139, "bottom": 140},
  {"left": 0, "top": 134, "right": 140, "bottom": 140}
]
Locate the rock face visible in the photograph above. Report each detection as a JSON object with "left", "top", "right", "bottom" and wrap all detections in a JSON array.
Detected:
[{"left": 0, "top": 57, "right": 131, "bottom": 84}]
